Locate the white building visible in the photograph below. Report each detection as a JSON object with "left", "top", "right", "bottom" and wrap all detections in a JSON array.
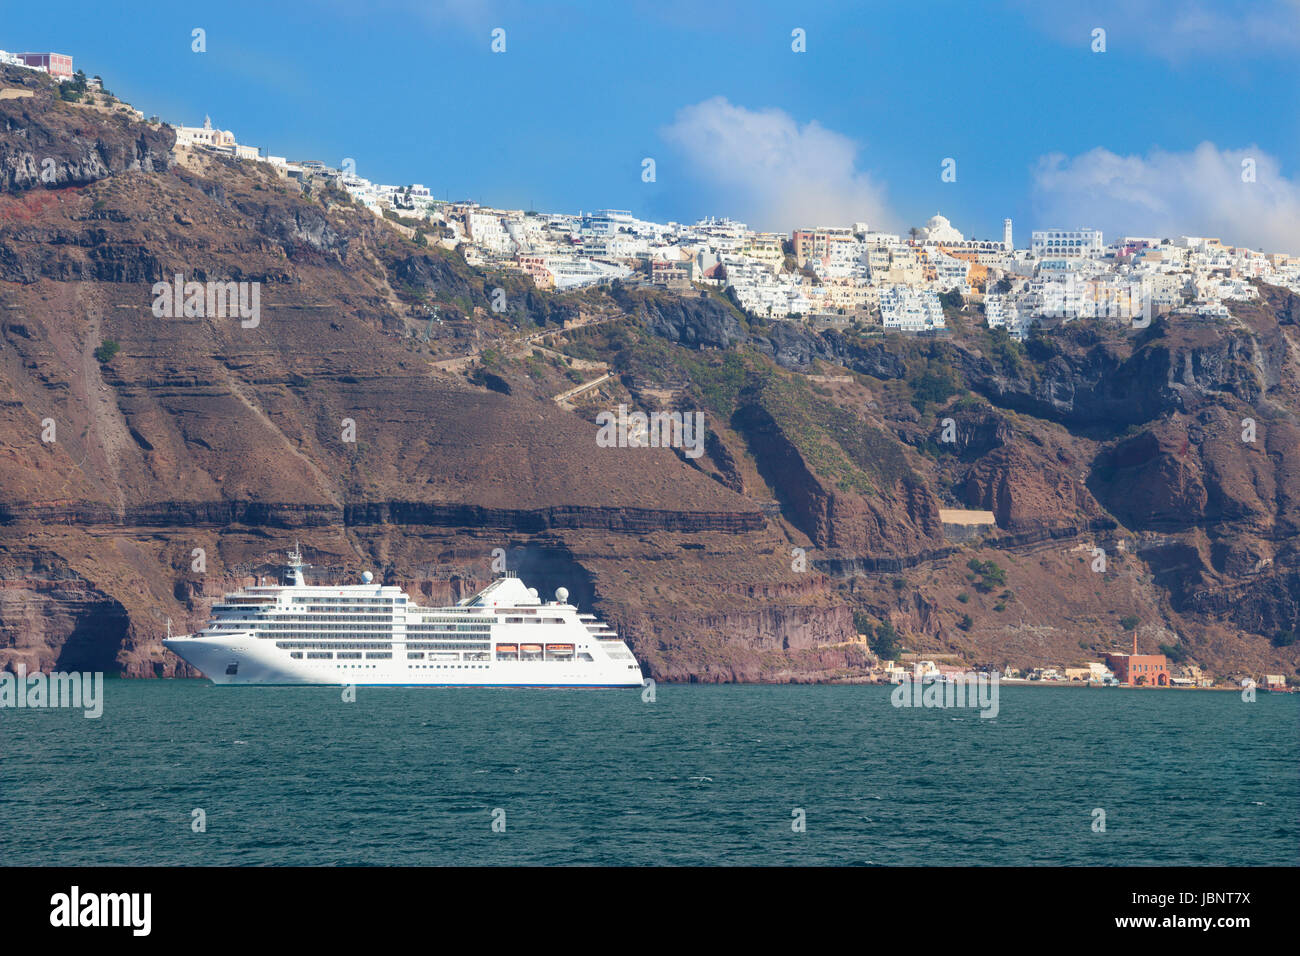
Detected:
[
  {"left": 1032, "top": 228, "right": 1105, "bottom": 259},
  {"left": 880, "top": 286, "right": 946, "bottom": 332},
  {"left": 927, "top": 249, "right": 971, "bottom": 292},
  {"left": 984, "top": 293, "right": 1009, "bottom": 330},
  {"left": 467, "top": 211, "right": 516, "bottom": 254},
  {"left": 579, "top": 209, "right": 635, "bottom": 238},
  {"left": 545, "top": 255, "right": 631, "bottom": 290},
  {"left": 172, "top": 115, "right": 237, "bottom": 149}
]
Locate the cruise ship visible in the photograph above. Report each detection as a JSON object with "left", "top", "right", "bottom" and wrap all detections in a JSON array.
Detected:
[{"left": 163, "top": 547, "right": 644, "bottom": 687}]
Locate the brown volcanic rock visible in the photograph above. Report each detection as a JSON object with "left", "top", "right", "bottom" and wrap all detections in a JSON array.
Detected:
[
  {"left": 0, "top": 66, "right": 173, "bottom": 195},
  {"left": 732, "top": 401, "right": 942, "bottom": 556},
  {"left": 934, "top": 404, "right": 1107, "bottom": 534},
  {"left": 0, "top": 551, "right": 129, "bottom": 672},
  {"left": 0, "top": 166, "right": 762, "bottom": 523},
  {"left": 1089, "top": 405, "right": 1296, "bottom": 535},
  {"left": 1090, "top": 429, "right": 1209, "bottom": 531},
  {"left": 0, "top": 86, "right": 860, "bottom": 680},
  {"left": 564, "top": 531, "right": 865, "bottom": 682},
  {"left": 1, "top": 78, "right": 1298, "bottom": 682},
  {"left": 960, "top": 442, "right": 1102, "bottom": 533}
]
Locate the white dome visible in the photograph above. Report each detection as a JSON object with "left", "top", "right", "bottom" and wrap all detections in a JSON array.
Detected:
[
  {"left": 555, "top": 587, "right": 569, "bottom": 603},
  {"left": 919, "top": 213, "right": 964, "bottom": 243},
  {"left": 361, "top": 570, "right": 374, "bottom": 584}
]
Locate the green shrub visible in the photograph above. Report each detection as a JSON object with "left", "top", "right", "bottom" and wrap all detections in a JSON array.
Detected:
[
  {"left": 908, "top": 367, "right": 960, "bottom": 411},
  {"left": 967, "top": 558, "right": 1006, "bottom": 589},
  {"left": 1159, "top": 642, "right": 1189, "bottom": 664},
  {"left": 852, "top": 610, "right": 872, "bottom": 636},
  {"left": 871, "top": 620, "right": 900, "bottom": 661}
]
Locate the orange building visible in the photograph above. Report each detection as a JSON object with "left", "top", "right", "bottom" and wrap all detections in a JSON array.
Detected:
[
  {"left": 1105, "top": 634, "right": 1169, "bottom": 686},
  {"left": 515, "top": 254, "right": 555, "bottom": 290}
]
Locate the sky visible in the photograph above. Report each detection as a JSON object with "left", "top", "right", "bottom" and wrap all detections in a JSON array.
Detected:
[{"left": 5, "top": 0, "right": 1300, "bottom": 251}]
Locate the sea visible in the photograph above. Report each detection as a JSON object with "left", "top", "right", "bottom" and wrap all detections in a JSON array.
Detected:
[{"left": 1, "top": 681, "right": 1296, "bottom": 866}]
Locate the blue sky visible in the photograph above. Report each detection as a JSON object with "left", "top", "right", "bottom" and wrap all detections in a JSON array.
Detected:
[{"left": 6, "top": 0, "right": 1300, "bottom": 249}]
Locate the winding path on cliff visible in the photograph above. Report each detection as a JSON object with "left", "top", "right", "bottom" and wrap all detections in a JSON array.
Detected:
[
  {"left": 553, "top": 371, "right": 612, "bottom": 408},
  {"left": 430, "top": 309, "right": 632, "bottom": 372}
]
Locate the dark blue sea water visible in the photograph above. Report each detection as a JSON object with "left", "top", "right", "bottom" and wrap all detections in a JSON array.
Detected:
[{"left": 1, "top": 681, "right": 1296, "bottom": 865}]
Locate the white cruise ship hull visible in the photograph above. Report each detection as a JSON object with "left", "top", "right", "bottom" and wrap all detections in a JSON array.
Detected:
[
  {"left": 164, "top": 633, "right": 643, "bottom": 687},
  {"left": 162, "top": 562, "right": 645, "bottom": 688}
]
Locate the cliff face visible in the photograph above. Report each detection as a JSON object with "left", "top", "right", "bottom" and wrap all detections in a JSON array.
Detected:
[
  {"left": 732, "top": 402, "right": 941, "bottom": 554},
  {"left": 0, "top": 68, "right": 173, "bottom": 194},
  {"left": 2, "top": 65, "right": 1298, "bottom": 682},
  {"left": 601, "top": 282, "right": 1300, "bottom": 677},
  {"left": 0, "top": 67, "right": 862, "bottom": 681}
]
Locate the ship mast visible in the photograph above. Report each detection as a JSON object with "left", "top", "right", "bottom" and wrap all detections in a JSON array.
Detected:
[{"left": 286, "top": 541, "right": 308, "bottom": 587}]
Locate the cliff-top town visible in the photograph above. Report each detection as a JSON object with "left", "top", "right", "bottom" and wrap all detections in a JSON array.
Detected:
[{"left": 9, "top": 47, "right": 1299, "bottom": 341}]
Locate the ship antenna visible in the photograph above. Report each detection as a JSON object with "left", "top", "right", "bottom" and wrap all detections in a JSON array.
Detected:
[{"left": 286, "top": 541, "right": 308, "bottom": 586}]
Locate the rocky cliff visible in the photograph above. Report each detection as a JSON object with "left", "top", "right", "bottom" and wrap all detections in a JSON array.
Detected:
[
  {"left": 0, "top": 65, "right": 856, "bottom": 681},
  {"left": 2, "top": 64, "right": 1298, "bottom": 682}
]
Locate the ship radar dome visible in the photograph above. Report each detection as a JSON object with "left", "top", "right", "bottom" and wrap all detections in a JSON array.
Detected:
[
  {"left": 362, "top": 570, "right": 374, "bottom": 584},
  {"left": 555, "top": 587, "right": 569, "bottom": 603},
  {"left": 528, "top": 587, "right": 539, "bottom": 600}
]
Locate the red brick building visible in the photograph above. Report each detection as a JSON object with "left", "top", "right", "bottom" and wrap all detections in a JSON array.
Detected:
[
  {"left": 17, "top": 53, "right": 73, "bottom": 79},
  {"left": 1105, "top": 634, "right": 1169, "bottom": 686}
]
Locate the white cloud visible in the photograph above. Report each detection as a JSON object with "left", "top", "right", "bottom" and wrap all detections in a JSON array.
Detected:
[
  {"left": 661, "top": 97, "right": 895, "bottom": 233},
  {"left": 1031, "top": 143, "right": 1300, "bottom": 253},
  {"left": 1013, "top": 0, "right": 1300, "bottom": 62}
]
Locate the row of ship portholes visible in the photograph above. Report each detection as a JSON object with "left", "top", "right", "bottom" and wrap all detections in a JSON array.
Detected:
[
  {"left": 284, "top": 651, "right": 589, "bottom": 664},
  {"left": 286, "top": 654, "right": 489, "bottom": 670},
  {"left": 296, "top": 663, "right": 486, "bottom": 670}
]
